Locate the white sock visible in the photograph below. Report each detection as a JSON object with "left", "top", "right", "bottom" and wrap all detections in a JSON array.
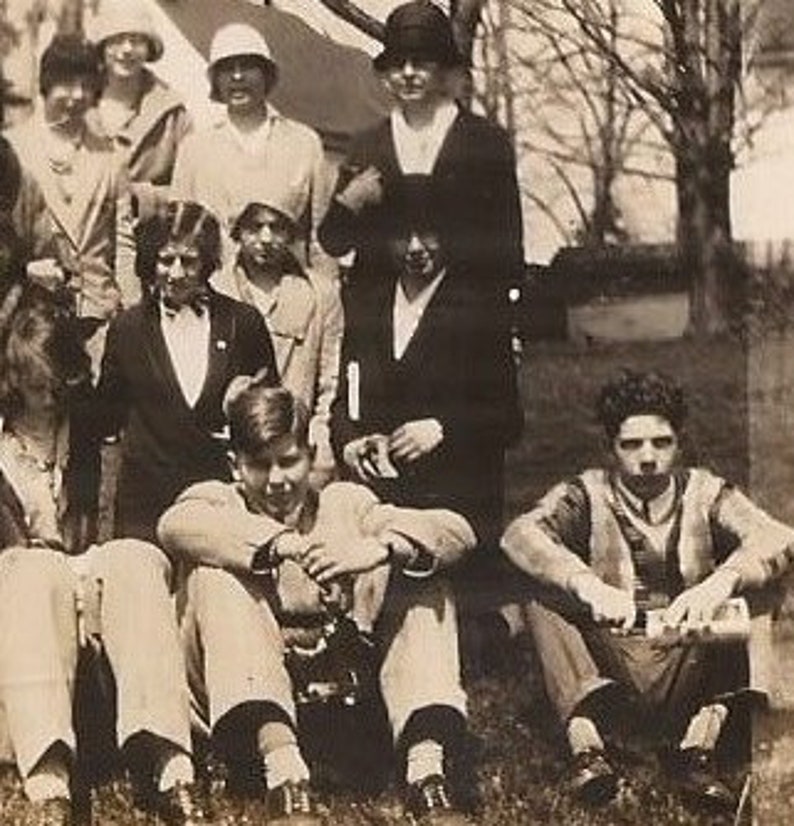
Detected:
[
  {"left": 679, "top": 703, "right": 728, "bottom": 752},
  {"left": 263, "top": 743, "right": 310, "bottom": 790},
  {"left": 567, "top": 716, "right": 605, "bottom": 756},
  {"left": 406, "top": 739, "right": 444, "bottom": 786},
  {"left": 157, "top": 751, "right": 195, "bottom": 792},
  {"left": 24, "top": 755, "right": 70, "bottom": 803}
]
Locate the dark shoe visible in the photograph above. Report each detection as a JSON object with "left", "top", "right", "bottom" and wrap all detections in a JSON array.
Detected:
[
  {"left": 265, "top": 780, "right": 323, "bottom": 825},
  {"left": 152, "top": 781, "right": 207, "bottom": 825},
  {"left": 29, "top": 797, "right": 72, "bottom": 826},
  {"left": 570, "top": 749, "right": 618, "bottom": 805},
  {"left": 668, "top": 747, "right": 736, "bottom": 813},
  {"left": 405, "top": 774, "right": 470, "bottom": 824}
]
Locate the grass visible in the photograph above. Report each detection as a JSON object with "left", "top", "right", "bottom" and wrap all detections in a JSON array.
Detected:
[{"left": 1, "top": 336, "right": 753, "bottom": 824}]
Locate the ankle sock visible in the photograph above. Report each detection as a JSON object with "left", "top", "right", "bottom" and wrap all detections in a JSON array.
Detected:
[
  {"left": 25, "top": 753, "right": 70, "bottom": 803},
  {"left": 157, "top": 751, "right": 195, "bottom": 792},
  {"left": 679, "top": 703, "right": 728, "bottom": 752},
  {"left": 263, "top": 743, "right": 310, "bottom": 790},
  {"left": 406, "top": 739, "right": 444, "bottom": 786},
  {"left": 567, "top": 715, "right": 605, "bottom": 756}
]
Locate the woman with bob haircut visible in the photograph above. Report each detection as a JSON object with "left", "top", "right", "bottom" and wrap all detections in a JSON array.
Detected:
[
  {"left": 96, "top": 200, "right": 278, "bottom": 542},
  {"left": 7, "top": 34, "right": 134, "bottom": 378}
]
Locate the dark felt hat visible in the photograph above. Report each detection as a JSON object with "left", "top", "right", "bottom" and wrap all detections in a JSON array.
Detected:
[
  {"left": 373, "top": 1, "right": 465, "bottom": 72},
  {"left": 381, "top": 174, "right": 451, "bottom": 238}
]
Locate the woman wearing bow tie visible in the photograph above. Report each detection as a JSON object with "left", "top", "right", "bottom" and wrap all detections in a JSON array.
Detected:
[{"left": 95, "top": 200, "right": 277, "bottom": 542}]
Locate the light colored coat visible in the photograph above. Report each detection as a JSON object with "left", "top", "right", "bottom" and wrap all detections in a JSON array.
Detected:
[
  {"left": 8, "top": 114, "right": 134, "bottom": 317},
  {"left": 171, "top": 109, "right": 336, "bottom": 273},
  {"left": 212, "top": 263, "right": 343, "bottom": 473},
  {"left": 88, "top": 70, "right": 192, "bottom": 304}
]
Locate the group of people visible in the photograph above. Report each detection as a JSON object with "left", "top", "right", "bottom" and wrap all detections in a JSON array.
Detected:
[{"left": 0, "top": 1, "right": 790, "bottom": 825}]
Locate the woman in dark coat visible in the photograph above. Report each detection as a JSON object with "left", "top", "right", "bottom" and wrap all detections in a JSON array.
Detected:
[
  {"left": 96, "top": 201, "right": 277, "bottom": 541},
  {"left": 319, "top": 0, "right": 525, "bottom": 303}
]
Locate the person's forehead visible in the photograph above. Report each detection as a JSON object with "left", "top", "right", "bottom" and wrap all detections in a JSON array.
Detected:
[
  {"left": 242, "top": 434, "right": 308, "bottom": 463},
  {"left": 391, "top": 227, "right": 441, "bottom": 242},
  {"left": 215, "top": 54, "right": 266, "bottom": 73},
  {"left": 48, "top": 75, "right": 94, "bottom": 90},
  {"left": 105, "top": 31, "right": 148, "bottom": 44},
  {"left": 389, "top": 55, "right": 443, "bottom": 70},
  {"left": 160, "top": 239, "right": 200, "bottom": 255},
  {"left": 242, "top": 206, "right": 287, "bottom": 229},
  {"left": 616, "top": 414, "right": 676, "bottom": 441}
]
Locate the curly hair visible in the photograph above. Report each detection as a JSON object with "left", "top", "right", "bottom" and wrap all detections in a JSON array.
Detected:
[
  {"left": 225, "top": 379, "right": 309, "bottom": 458},
  {"left": 596, "top": 369, "right": 687, "bottom": 440},
  {"left": 134, "top": 201, "right": 222, "bottom": 292}
]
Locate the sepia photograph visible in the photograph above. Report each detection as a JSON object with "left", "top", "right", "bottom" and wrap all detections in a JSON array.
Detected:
[{"left": 0, "top": 0, "right": 792, "bottom": 824}]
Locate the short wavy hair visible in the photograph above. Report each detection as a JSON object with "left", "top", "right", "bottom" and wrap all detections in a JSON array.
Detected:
[
  {"left": 596, "top": 369, "right": 687, "bottom": 440},
  {"left": 225, "top": 379, "right": 309, "bottom": 458},
  {"left": 39, "top": 34, "right": 102, "bottom": 99},
  {"left": 134, "top": 201, "right": 222, "bottom": 291}
]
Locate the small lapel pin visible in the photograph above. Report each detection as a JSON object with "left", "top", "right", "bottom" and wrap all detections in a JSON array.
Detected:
[{"left": 216, "top": 339, "right": 227, "bottom": 351}]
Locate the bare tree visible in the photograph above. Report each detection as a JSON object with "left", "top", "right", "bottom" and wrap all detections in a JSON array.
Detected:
[
  {"left": 500, "top": 0, "right": 658, "bottom": 247},
  {"left": 523, "top": 0, "right": 753, "bottom": 334}
]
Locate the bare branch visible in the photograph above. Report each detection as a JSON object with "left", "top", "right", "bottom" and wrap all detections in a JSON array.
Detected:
[{"left": 316, "top": 0, "right": 385, "bottom": 41}]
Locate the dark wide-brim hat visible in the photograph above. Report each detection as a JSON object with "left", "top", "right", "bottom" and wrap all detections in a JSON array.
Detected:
[
  {"left": 373, "top": 1, "right": 466, "bottom": 72},
  {"left": 380, "top": 174, "right": 451, "bottom": 239}
]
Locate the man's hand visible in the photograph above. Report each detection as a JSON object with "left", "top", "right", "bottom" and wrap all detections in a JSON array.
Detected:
[
  {"left": 335, "top": 165, "right": 383, "bottom": 214},
  {"left": 342, "top": 435, "right": 398, "bottom": 482},
  {"left": 302, "top": 537, "right": 389, "bottom": 584},
  {"left": 571, "top": 573, "right": 637, "bottom": 630},
  {"left": 274, "top": 531, "right": 317, "bottom": 563},
  {"left": 388, "top": 419, "right": 444, "bottom": 464},
  {"left": 661, "top": 568, "right": 739, "bottom": 629}
]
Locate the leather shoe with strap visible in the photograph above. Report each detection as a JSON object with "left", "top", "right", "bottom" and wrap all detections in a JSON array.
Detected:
[
  {"left": 29, "top": 797, "right": 72, "bottom": 826},
  {"left": 569, "top": 749, "right": 618, "bottom": 805},
  {"left": 265, "top": 780, "right": 323, "bottom": 826},
  {"left": 404, "top": 774, "right": 471, "bottom": 825},
  {"left": 668, "top": 747, "right": 736, "bottom": 813},
  {"left": 153, "top": 781, "right": 208, "bottom": 825}
]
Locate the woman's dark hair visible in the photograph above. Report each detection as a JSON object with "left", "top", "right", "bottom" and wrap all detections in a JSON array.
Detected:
[
  {"left": 134, "top": 201, "right": 222, "bottom": 291},
  {"left": 596, "top": 369, "right": 687, "bottom": 440},
  {"left": 39, "top": 34, "right": 102, "bottom": 99},
  {"left": 225, "top": 379, "right": 309, "bottom": 457},
  {"left": 0, "top": 286, "right": 90, "bottom": 422}
]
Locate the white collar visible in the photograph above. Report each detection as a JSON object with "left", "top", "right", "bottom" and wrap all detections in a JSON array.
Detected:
[{"left": 390, "top": 100, "right": 458, "bottom": 174}]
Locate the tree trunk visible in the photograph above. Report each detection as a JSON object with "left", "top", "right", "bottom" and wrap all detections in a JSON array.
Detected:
[
  {"left": 676, "top": 137, "right": 735, "bottom": 337},
  {"left": 671, "top": 0, "right": 740, "bottom": 337}
]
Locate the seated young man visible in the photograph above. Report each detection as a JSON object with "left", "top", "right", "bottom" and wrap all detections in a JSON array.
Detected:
[
  {"left": 502, "top": 370, "right": 794, "bottom": 811},
  {"left": 158, "top": 380, "right": 477, "bottom": 825}
]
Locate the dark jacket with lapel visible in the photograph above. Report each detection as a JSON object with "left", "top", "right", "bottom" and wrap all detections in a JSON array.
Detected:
[
  {"left": 98, "top": 290, "right": 277, "bottom": 541},
  {"left": 330, "top": 270, "right": 519, "bottom": 545},
  {"left": 319, "top": 108, "right": 525, "bottom": 298}
]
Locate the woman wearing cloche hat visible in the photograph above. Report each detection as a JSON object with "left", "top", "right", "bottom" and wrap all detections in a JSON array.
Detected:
[
  {"left": 319, "top": 0, "right": 524, "bottom": 307},
  {"left": 88, "top": 0, "right": 192, "bottom": 295},
  {"left": 88, "top": 0, "right": 190, "bottom": 209}
]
